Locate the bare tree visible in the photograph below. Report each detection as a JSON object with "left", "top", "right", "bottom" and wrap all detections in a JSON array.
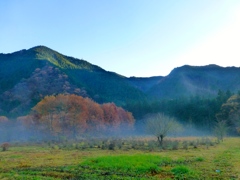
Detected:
[
  {"left": 145, "top": 113, "right": 182, "bottom": 147},
  {"left": 213, "top": 120, "right": 228, "bottom": 142}
]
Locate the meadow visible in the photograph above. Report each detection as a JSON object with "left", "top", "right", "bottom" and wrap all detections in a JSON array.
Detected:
[{"left": 0, "top": 137, "right": 239, "bottom": 180}]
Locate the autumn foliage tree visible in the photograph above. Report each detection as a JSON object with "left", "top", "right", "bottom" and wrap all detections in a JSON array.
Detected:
[
  {"left": 31, "top": 95, "right": 86, "bottom": 138},
  {"left": 29, "top": 94, "right": 134, "bottom": 138},
  {"left": 102, "top": 103, "right": 134, "bottom": 133},
  {"left": 85, "top": 99, "right": 105, "bottom": 133}
]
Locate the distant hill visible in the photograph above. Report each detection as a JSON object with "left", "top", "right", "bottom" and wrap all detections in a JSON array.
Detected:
[
  {"left": 148, "top": 64, "right": 240, "bottom": 99},
  {"left": 1, "top": 46, "right": 240, "bottom": 117}
]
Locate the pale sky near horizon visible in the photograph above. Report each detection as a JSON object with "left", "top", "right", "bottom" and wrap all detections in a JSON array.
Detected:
[{"left": 1, "top": 0, "right": 240, "bottom": 77}]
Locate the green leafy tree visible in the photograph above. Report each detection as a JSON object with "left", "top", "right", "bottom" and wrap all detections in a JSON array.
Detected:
[{"left": 216, "top": 95, "right": 240, "bottom": 135}]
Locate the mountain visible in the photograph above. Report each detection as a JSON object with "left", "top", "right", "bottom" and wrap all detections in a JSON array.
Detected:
[
  {"left": 148, "top": 64, "right": 240, "bottom": 99},
  {"left": 0, "top": 46, "right": 147, "bottom": 117},
  {"left": 1, "top": 46, "right": 240, "bottom": 118}
]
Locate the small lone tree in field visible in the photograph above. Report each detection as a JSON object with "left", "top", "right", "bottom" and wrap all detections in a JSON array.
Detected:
[
  {"left": 1, "top": 142, "right": 10, "bottom": 151},
  {"left": 213, "top": 120, "right": 228, "bottom": 142},
  {"left": 145, "top": 113, "right": 182, "bottom": 147}
]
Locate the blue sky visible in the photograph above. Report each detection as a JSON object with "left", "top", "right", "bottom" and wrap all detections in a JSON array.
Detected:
[{"left": 1, "top": 0, "right": 240, "bottom": 77}]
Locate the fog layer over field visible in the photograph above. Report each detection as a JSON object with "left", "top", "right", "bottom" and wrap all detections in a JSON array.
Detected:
[{"left": 0, "top": 118, "right": 213, "bottom": 144}]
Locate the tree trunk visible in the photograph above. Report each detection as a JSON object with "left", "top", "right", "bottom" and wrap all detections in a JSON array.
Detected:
[
  {"left": 157, "top": 135, "right": 164, "bottom": 147},
  {"left": 160, "top": 135, "right": 163, "bottom": 146}
]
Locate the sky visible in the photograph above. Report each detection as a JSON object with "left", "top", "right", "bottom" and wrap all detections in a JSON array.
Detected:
[{"left": 1, "top": 0, "right": 240, "bottom": 77}]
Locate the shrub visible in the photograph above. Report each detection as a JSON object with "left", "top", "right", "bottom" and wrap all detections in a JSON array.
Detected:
[
  {"left": 193, "top": 141, "right": 198, "bottom": 149},
  {"left": 1, "top": 142, "right": 10, "bottom": 151},
  {"left": 147, "top": 141, "right": 157, "bottom": 151},
  {"left": 171, "top": 141, "right": 179, "bottom": 150},
  {"left": 189, "top": 141, "right": 194, "bottom": 146},
  {"left": 162, "top": 140, "right": 171, "bottom": 150},
  {"left": 52, "top": 145, "right": 59, "bottom": 150},
  {"left": 182, "top": 141, "right": 188, "bottom": 150},
  {"left": 209, "top": 141, "right": 215, "bottom": 146},
  {"left": 108, "top": 143, "right": 115, "bottom": 150}
]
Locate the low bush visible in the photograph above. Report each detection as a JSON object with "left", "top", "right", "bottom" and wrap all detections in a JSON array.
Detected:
[{"left": 1, "top": 142, "right": 10, "bottom": 151}]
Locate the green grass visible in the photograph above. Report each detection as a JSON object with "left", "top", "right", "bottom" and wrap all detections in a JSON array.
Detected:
[
  {"left": 81, "top": 155, "right": 168, "bottom": 174},
  {"left": 0, "top": 137, "right": 239, "bottom": 179},
  {"left": 195, "top": 157, "right": 204, "bottom": 162},
  {"left": 171, "top": 165, "right": 190, "bottom": 176}
]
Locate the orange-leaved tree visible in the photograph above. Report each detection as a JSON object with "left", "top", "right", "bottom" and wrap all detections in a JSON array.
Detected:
[
  {"left": 32, "top": 94, "right": 88, "bottom": 138},
  {"left": 32, "top": 95, "right": 58, "bottom": 135},
  {"left": 101, "top": 103, "right": 134, "bottom": 133},
  {"left": 85, "top": 98, "right": 105, "bottom": 134},
  {"left": 64, "top": 94, "right": 88, "bottom": 138}
]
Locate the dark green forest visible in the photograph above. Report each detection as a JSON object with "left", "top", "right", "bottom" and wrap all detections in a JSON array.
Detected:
[{"left": 124, "top": 90, "right": 236, "bottom": 133}]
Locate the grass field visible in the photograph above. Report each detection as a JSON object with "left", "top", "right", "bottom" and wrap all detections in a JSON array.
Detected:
[{"left": 0, "top": 137, "right": 239, "bottom": 179}]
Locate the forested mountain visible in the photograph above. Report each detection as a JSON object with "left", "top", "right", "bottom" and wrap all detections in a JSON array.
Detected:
[
  {"left": 0, "top": 46, "right": 146, "bottom": 117},
  {"left": 1, "top": 46, "right": 240, "bottom": 119},
  {"left": 148, "top": 64, "right": 240, "bottom": 99}
]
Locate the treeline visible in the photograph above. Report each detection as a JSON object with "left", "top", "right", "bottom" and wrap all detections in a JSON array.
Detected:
[
  {"left": 1, "top": 90, "right": 240, "bottom": 143},
  {"left": 124, "top": 90, "right": 234, "bottom": 132},
  {"left": 0, "top": 94, "right": 134, "bottom": 142}
]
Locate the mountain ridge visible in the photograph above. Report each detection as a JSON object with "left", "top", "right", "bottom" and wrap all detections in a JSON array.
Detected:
[
  {"left": 1, "top": 46, "right": 240, "bottom": 117},
  {"left": 0, "top": 46, "right": 147, "bottom": 117},
  {"left": 148, "top": 64, "right": 240, "bottom": 98}
]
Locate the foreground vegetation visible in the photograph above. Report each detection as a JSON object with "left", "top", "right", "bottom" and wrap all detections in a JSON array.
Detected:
[{"left": 0, "top": 137, "right": 239, "bottom": 179}]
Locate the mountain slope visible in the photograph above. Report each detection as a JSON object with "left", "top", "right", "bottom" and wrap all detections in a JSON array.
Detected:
[
  {"left": 0, "top": 49, "right": 44, "bottom": 94},
  {"left": 33, "top": 46, "right": 103, "bottom": 70},
  {"left": 0, "top": 46, "right": 147, "bottom": 117},
  {"left": 148, "top": 64, "right": 240, "bottom": 99}
]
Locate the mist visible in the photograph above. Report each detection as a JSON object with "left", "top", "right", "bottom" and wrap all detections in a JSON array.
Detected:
[
  {"left": 0, "top": 116, "right": 218, "bottom": 145},
  {"left": 0, "top": 120, "right": 136, "bottom": 144}
]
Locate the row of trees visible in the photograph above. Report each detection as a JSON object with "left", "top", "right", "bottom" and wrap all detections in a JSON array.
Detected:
[
  {"left": 1, "top": 90, "right": 240, "bottom": 144},
  {"left": 0, "top": 94, "right": 134, "bottom": 142}
]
